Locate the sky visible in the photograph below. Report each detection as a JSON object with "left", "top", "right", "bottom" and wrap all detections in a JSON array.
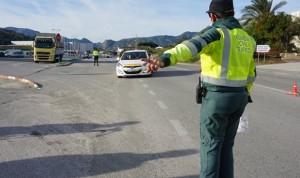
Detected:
[{"left": 0, "top": 0, "right": 299, "bottom": 43}]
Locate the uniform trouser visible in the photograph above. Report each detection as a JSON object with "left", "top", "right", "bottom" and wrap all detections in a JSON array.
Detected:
[
  {"left": 199, "top": 89, "right": 248, "bottom": 178},
  {"left": 94, "top": 56, "right": 99, "bottom": 65}
]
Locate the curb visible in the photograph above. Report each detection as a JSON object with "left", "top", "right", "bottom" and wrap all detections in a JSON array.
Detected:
[{"left": 0, "top": 75, "right": 40, "bottom": 89}]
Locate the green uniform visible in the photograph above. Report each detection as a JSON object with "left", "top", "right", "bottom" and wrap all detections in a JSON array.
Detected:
[
  {"left": 93, "top": 50, "right": 99, "bottom": 66},
  {"left": 159, "top": 17, "right": 256, "bottom": 178}
]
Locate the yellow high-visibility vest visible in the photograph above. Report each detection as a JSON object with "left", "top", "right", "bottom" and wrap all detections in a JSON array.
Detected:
[
  {"left": 200, "top": 26, "right": 256, "bottom": 92},
  {"left": 93, "top": 50, "right": 99, "bottom": 56},
  {"left": 162, "top": 26, "right": 256, "bottom": 92}
]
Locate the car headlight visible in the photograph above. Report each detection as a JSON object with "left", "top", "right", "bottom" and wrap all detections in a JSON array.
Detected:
[
  {"left": 117, "top": 62, "right": 123, "bottom": 67},
  {"left": 142, "top": 62, "right": 147, "bottom": 67}
]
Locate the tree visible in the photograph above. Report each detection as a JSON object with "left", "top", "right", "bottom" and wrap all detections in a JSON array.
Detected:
[
  {"left": 138, "top": 42, "right": 158, "bottom": 48},
  {"left": 0, "top": 29, "right": 34, "bottom": 45},
  {"left": 240, "top": 0, "right": 287, "bottom": 26},
  {"left": 286, "top": 17, "right": 300, "bottom": 52},
  {"left": 246, "top": 12, "right": 300, "bottom": 57}
]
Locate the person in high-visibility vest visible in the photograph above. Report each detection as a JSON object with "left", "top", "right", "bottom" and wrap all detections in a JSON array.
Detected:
[
  {"left": 93, "top": 48, "right": 99, "bottom": 66},
  {"left": 143, "top": 0, "right": 256, "bottom": 177}
]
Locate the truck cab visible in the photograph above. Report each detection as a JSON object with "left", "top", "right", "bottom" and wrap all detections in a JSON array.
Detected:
[{"left": 33, "top": 33, "right": 64, "bottom": 63}]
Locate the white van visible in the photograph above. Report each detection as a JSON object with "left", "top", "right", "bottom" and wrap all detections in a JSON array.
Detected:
[
  {"left": 4, "top": 49, "right": 23, "bottom": 57},
  {"left": 10, "top": 51, "right": 25, "bottom": 58}
]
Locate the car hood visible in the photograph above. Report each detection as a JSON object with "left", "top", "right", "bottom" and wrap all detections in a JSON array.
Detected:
[{"left": 119, "top": 59, "right": 146, "bottom": 67}]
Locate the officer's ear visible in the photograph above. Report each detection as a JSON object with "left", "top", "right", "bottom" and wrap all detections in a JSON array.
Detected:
[{"left": 210, "top": 13, "right": 217, "bottom": 23}]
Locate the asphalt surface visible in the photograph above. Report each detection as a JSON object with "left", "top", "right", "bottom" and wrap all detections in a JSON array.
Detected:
[{"left": 0, "top": 56, "right": 299, "bottom": 178}]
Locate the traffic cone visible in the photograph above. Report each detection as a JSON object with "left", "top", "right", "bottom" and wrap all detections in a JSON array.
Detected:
[{"left": 288, "top": 82, "right": 299, "bottom": 96}]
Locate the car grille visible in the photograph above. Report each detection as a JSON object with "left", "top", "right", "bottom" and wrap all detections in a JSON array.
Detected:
[
  {"left": 36, "top": 52, "right": 50, "bottom": 60},
  {"left": 124, "top": 70, "right": 142, "bottom": 74},
  {"left": 37, "top": 52, "right": 50, "bottom": 55},
  {"left": 123, "top": 65, "right": 141, "bottom": 68}
]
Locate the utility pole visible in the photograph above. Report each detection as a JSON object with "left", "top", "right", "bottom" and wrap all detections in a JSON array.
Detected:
[
  {"left": 135, "top": 34, "right": 138, "bottom": 50},
  {"left": 285, "top": 34, "right": 288, "bottom": 59}
]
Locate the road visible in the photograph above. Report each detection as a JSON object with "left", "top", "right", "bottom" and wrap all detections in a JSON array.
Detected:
[{"left": 0, "top": 57, "right": 299, "bottom": 178}]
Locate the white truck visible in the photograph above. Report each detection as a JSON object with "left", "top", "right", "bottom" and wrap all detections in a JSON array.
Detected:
[{"left": 33, "top": 33, "right": 64, "bottom": 63}]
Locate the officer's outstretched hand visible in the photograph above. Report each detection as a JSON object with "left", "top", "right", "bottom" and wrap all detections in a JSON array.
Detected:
[{"left": 142, "top": 58, "right": 164, "bottom": 73}]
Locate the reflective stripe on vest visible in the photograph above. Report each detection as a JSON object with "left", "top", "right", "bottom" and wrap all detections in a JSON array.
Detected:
[
  {"left": 182, "top": 35, "right": 207, "bottom": 58},
  {"left": 202, "top": 75, "right": 248, "bottom": 86},
  {"left": 250, "top": 36, "right": 256, "bottom": 52},
  {"left": 248, "top": 76, "right": 255, "bottom": 82},
  {"left": 248, "top": 37, "right": 256, "bottom": 83},
  {"left": 220, "top": 26, "right": 230, "bottom": 80},
  {"left": 202, "top": 26, "right": 250, "bottom": 87}
]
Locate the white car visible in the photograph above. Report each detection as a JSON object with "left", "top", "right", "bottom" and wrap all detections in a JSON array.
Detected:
[{"left": 116, "top": 50, "right": 152, "bottom": 78}]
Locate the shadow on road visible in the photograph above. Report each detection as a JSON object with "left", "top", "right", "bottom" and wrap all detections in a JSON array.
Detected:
[
  {"left": 174, "top": 176, "right": 199, "bottom": 178},
  {"left": 78, "top": 59, "right": 118, "bottom": 64},
  {"left": 0, "top": 57, "right": 77, "bottom": 64},
  {"left": 152, "top": 70, "right": 199, "bottom": 78},
  {"left": 0, "top": 57, "right": 33, "bottom": 62},
  {"left": 0, "top": 149, "right": 198, "bottom": 177},
  {"left": 57, "top": 73, "right": 112, "bottom": 76},
  {"left": 0, "top": 121, "right": 140, "bottom": 139},
  {"left": 115, "top": 70, "right": 199, "bottom": 79}
]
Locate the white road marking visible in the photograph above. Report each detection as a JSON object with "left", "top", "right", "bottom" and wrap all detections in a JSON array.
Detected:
[
  {"left": 258, "top": 69, "right": 299, "bottom": 76},
  {"left": 157, "top": 101, "right": 168, "bottom": 109},
  {"left": 275, "top": 72, "right": 288, "bottom": 76},
  {"left": 148, "top": 90, "right": 156, "bottom": 96},
  {"left": 169, "top": 120, "right": 188, "bottom": 136},
  {"left": 139, "top": 79, "right": 144, "bottom": 82},
  {"left": 13, "top": 62, "right": 25, "bottom": 66},
  {"left": 143, "top": 84, "right": 149, "bottom": 88},
  {"left": 254, "top": 84, "right": 287, "bottom": 93},
  {"left": 8, "top": 76, "right": 16, "bottom": 80}
]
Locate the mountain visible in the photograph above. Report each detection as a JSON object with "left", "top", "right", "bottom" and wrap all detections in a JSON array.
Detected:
[
  {"left": 4, "top": 27, "right": 38, "bottom": 37},
  {"left": 2, "top": 27, "right": 198, "bottom": 50},
  {"left": 101, "top": 39, "right": 116, "bottom": 50},
  {"left": 0, "top": 28, "right": 35, "bottom": 45},
  {"left": 101, "top": 31, "right": 197, "bottom": 50},
  {"left": 80, "top": 38, "right": 93, "bottom": 43},
  {"left": 3, "top": 27, "right": 93, "bottom": 44},
  {"left": 178, "top": 31, "right": 198, "bottom": 40}
]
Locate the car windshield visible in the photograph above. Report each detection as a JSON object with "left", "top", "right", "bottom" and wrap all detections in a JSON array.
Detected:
[
  {"left": 121, "top": 52, "right": 147, "bottom": 60},
  {"left": 35, "top": 38, "right": 54, "bottom": 48}
]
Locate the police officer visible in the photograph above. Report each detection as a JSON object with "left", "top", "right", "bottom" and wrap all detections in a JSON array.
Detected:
[
  {"left": 143, "top": 0, "right": 256, "bottom": 177},
  {"left": 93, "top": 48, "right": 99, "bottom": 66}
]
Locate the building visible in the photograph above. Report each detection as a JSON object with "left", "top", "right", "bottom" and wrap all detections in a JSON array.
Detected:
[
  {"left": 80, "top": 43, "right": 93, "bottom": 53},
  {"left": 11, "top": 41, "right": 33, "bottom": 46},
  {"left": 291, "top": 11, "right": 300, "bottom": 51},
  {"left": 7, "top": 41, "right": 34, "bottom": 56},
  {"left": 291, "top": 11, "right": 300, "bottom": 18}
]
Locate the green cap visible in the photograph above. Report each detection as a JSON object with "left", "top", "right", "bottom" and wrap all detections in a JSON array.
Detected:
[{"left": 207, "top": 0, "right": 234, "bottom": 14}]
